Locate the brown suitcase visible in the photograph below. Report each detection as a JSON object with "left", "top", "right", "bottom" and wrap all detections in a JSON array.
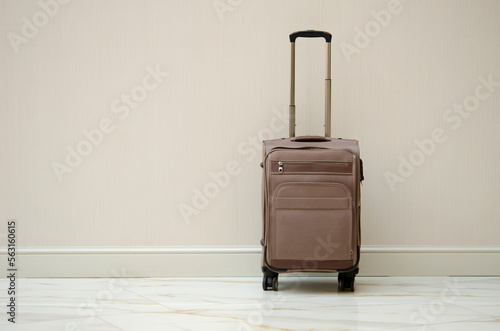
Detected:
[{"left": 261, "top": 31, "right": 363, "bottom": 291}]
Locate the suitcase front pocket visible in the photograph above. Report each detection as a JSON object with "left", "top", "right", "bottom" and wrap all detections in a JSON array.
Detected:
[
  {"left": 270, "top": 182, "right": 353, "bottom": 264},
  {"left": 272, "top": 160, "right": 352, "bottom": 175}
]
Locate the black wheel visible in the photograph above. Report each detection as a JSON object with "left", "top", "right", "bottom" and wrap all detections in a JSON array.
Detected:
[
  {"left": 340, "top": 277, "right": 355, "bottom": 292},
  {"left": 338, "top": 272, "right": 355, "bottom": 292},
  {"left": 272, "top": 277, "right": 279, "bottom": 291},
  {"left": 338, "top": 277, "right": 345, "bottom": 291},
  {"left": 262, "top": 275, "right": 278, "bottom": 291},
  {"left": 345, "top": 277, "right": 355, "bottom": 292},
  {"left": 338, "top": 273, "right": 345, "bottom": 291},
  {"left": 262, "top": 276, "right": 271, "bottom": 291},
  {"left": 338, "top": 268, "right": 358, "bottom": 292}
]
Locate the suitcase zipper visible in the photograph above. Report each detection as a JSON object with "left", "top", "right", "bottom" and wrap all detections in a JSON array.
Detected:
[{"left": 277, "top": 160, "right": 348, "bottom": 174}]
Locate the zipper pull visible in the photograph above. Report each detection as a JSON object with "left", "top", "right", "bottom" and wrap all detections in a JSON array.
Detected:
[{"left": 278, "top": 161, "right": 283, "bottom": 173}]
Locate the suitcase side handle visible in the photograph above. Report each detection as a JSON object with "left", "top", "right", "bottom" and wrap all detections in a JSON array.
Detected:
[
  {"left": 289, "top": 30, "right": 332, "bottom": 138},
  {"left": 289, "top": 30, "right": 332, "bottom": 42}
]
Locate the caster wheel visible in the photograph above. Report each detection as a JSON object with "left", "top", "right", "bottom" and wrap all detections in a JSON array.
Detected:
[
  {"left": 262, "top": 276, "right": 271, "bottom": 291},
  {"left": 337, "top": 273, "right": 345, "bottom": 290},
  {"left": 346, "top": 278, "right": 355, "bottom": 292},
  {"left": 338, "top": 273, "right": 355, "bottom": 292},
  {"left": 338, "top": 277, "right": 345, "bottom": 291},
  {"left": 272, "top": 277, "right": 279, "bottom": 291},
  {"left": 262, "top": 275, "right": 278, "bottom": 291}
]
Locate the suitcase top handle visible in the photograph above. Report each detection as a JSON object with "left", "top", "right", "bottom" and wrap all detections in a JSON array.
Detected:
[
  {"left": 289, "top": 30, "right": 332, "bottom": 43},
  {"left": 289, "top": 30, "right": 332, "bottom": 138},
  {"left": 290, "top": 136, "right": 331, "bottom": 143}
]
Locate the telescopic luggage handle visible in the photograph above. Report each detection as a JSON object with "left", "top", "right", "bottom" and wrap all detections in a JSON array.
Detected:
[{"left": 289, "top": 30, "right": 332, "bottom": 138}]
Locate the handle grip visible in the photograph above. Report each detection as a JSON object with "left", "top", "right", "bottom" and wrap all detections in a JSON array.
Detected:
[
  {"left": 291, "top": 136, "right": 331, "bottom": 142},
  {"left": 289, "top": 30, "right": 332, "bottom": 43}
]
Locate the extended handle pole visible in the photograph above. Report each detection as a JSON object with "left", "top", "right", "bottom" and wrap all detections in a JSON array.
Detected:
[
  {"left": 289, "top": 30, "right": 332, "bottom": 138},
  {"left": 325, "top": 41, "right": 331, "bottom": 137},
  {"left": 289, "top": 42, "right": 296, "bottom": 137}
]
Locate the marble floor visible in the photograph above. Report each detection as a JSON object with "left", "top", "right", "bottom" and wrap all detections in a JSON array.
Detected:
[{"left": 0, "top": 276, "right": 499, "bottom": 330}]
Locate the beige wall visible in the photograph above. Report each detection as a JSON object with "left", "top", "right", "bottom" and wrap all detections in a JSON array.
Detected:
[{"left": 1, "top": 0, "right": 499, "bottom": 248}]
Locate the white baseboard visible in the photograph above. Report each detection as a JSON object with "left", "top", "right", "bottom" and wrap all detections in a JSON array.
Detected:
[{"left": 7, "top": 246, "right": 500, "bottom": 277}]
